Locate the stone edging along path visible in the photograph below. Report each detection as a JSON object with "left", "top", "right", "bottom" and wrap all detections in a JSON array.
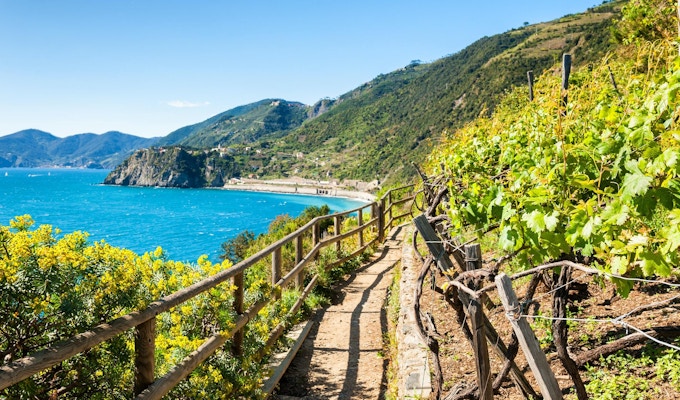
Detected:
[{"left": 396, "top": 224, "right": 433, "bottom": 398}]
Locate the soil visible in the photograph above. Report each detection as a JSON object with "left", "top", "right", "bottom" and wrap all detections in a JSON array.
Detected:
[
  {"left": 417, "top": 251, "right": 680, "bottom": 399},
  {"left": 271, "top": 226, "right": 405, "bottom": 399},
  {"left": 270, "top": 222, "right": 680, "bottom": 399}
]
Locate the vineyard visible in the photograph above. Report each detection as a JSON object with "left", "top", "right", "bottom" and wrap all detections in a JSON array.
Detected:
[{"left": 407, "top": 1, "right": 680, "bottom": 398}]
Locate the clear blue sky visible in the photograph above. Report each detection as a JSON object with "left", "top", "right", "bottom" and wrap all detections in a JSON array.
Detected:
[{"left": 0, "top": 0, "right": 600, "bottom": 138}]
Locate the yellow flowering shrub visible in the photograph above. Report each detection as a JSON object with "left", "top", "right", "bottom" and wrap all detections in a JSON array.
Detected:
[
  {"left": 0, "top": 215, "right": 236, "bottom": 399},
  {"left": 1, "top": 204, "right": 371, "bottom": 398}
]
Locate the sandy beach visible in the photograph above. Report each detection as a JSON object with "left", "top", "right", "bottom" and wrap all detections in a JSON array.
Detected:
[{"left": 221, "top": 177, "right": 377, "bottom": 202}]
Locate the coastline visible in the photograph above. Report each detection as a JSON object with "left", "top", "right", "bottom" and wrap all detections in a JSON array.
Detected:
[
  {"left": 1, "top": 168, "right": 378, "bottom": 202},
  {"left": 221, "top": 178, "right": 377, "bottom": 202}
]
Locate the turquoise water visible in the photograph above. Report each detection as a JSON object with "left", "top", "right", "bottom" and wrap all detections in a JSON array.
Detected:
[{"left": 0, "top": 168, "right": 366, "bottom": 262}]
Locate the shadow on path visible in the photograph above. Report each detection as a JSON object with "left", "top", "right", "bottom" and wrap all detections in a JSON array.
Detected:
[{"left": 273, "top": 226, "right": 404, "bottom": 399}]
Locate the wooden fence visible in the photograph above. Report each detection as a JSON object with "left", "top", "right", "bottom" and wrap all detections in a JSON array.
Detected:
[{"left": 0, "top": 184, "right": 416, "bottom": 398}]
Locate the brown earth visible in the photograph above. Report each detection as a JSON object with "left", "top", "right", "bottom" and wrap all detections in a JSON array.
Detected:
[
  {"left": 271, "top": 226, "right": 405, "bottom": 399},
  {"left": 418, "top": 252, "right": 680, "bottom": 399},
  {"left": 270, "top": 220, "right": 680, "bottom": 399}
]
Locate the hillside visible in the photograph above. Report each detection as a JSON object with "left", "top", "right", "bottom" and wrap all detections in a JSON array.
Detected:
[
  {"left": 105, "top": 1, "right": 622, "bottom": 189},
  {"left": 156, "top": 99, "right": 308, "bottom": 148},
  {"left": 0, "top": 130, "right": 157, "bottom": 168},
  {"left": 103, "top": 147, "right": 238, "bottom": 187},
  {"left": 269, "top": 3, "right": 619, "bottom": 185},
  {"left": 418, "top": 0, "right": 680, "bottom": 397}
]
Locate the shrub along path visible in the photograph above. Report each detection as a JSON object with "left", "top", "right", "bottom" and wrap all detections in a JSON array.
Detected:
[{"left": 272, "top": 225, "right": 406, "bottom": 399}]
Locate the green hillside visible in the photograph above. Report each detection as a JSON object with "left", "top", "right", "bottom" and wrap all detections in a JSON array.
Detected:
[
  {"left": 111, "top": 1, "right": 622, "bottom": 188},
  {"left": 157, "top": 99, "right": 308, "bottom": 148},
  {"left": 271, "top": 3, "right": 618, "bottom": 185},
  {"left": 421, "top": 0, "right": 680, "bottom": 397}
]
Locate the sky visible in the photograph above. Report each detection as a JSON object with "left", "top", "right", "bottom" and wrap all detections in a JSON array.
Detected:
[{"left": 0, "top": 0, "right": 601, "bottom": 139}]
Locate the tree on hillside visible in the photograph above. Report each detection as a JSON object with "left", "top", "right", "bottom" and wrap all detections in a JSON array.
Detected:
[{"left": 220, "top": 230, "right": 256, "bottom": 263}]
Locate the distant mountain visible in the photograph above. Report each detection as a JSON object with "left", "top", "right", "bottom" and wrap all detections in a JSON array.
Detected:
[
  {"left": 0, "top": 130, "right": 157, "bottom": 168},
  {"left": 157, "top": 99, "right": 308, "bottom": 148},
  {"left": 132, "top": 2, "right": 620, "bottom": 187}
]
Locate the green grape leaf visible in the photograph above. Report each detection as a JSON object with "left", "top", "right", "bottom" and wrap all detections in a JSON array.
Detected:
[
  {"left": 626, "top": 234, "right": 649, "bottom": 251},
  {"left": 610, "top": 255, "right": 629, "bottom": 275},
  {"left": 570, "top": 173, "right": 597, "bottom": 191},
  {"left": 581, "top": 216, "right": 601, "bottom": 239},
  {"left": 601, "top": 200, "right": 630, "bottom": 226},
  {"left": 639, "top": 251, "right": 670, "bottom": 277},
  {"left": 566, "top": 208, "right": 589, "bottom": 246},
  {"left": 544, "top": 211, "right": 559, "bottom": 232},
  {"left": 621, "top": 170, "right": 652, "bottom": 198},
  {"left": 501, "top": 203, "right": 516, "bottom": 221},
  {"left": 654, "top": 187, "right": 675, "bottom": 210},
  {"left": 635, "top": 190, "right": 657, "bottom": 217},
  {"left": 663, "top": 229, "right": 680, "bottom": 254},
  {"left": 522, "top": 210, "right": 546, "bottom": 233},
  {"left": 498, "top": 225, "right": 520, "bottom": 251}
]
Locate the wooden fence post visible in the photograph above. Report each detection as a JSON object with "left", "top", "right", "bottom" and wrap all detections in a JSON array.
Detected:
[
  {"left": 272, "top": 247, "right": 282, "bottom": 300},
  {"left": 607, "top": 65, "right": 619, "bottom": 93},
  {"left": 527, "top": 70, "right": 534, "bottom": 102},
  {"left": 495, "top": 273, "right": 563, "bottom": 400},
  {"left": 295, "top": 234, "right": 305, "bottom": 289},
  {"left": 232, "top": 272, "right": 244, "bottom": 357},
  {"left": 334, "top": 215, "right": 342, "bottom": 254},
  {"left": 464, "top": 244, "right": 493, "bottom": 400},
  {"left": 312, "top": 221, "right": 320, "bottom": 261},
  {"left": 375, "top": 201, "right": 384, "bottom": 243},
  {"left": 357, "top": 208, "right": 364, "bottom": 248},
  {"left": 134, "top": 318, "right": 156, "bottom": 395},
  {"left": 388, "top": 191, "right": 393, "bottom": 230},
  {"left": 412, "top": 215, "right": 455, "bottom": 274},
  {"left": 561, "top": 54, "right": 571, "bottom": 116}
]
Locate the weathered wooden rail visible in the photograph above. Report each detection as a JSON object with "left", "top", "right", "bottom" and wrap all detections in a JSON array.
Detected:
[{"left": 0, "top": 184, "right": 415, "bottom": 398}]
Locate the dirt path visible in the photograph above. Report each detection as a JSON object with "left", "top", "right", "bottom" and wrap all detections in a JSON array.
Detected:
[{"left": 272, "top": 226, "right": 405, "bottom": 399}]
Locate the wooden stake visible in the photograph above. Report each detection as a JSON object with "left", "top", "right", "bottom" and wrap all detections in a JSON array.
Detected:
[
  {"left": 357, "top": 208, "right": 364, "bottom": 248},
  {"left": 232, "top": 272, "right": 244, "bottom": 357},
  {"left": 561, "top": 54, "right": 571, "bottom": 116},
  {"left": 495, "top": 273, "right": 563, "bottom": 400},
  {"left": 134, "top": 318, "right": 156, "bottom": 395},
  {"left": 607, "top": 65, "right": 619, "bottom": 93},
  {"left": 312, "top": 221, "right": 320, "bottom": 261},
  {"left": 464, "top": 244, "right": 493, "bottom": 400},
  {"left": 295, "top": 235, "right": 305, "bottom": 289},
  {"left": 334, "top": 215, "right": 342, "bottom": 254},
  {"left": 272, "top": 247, "right": 282, "bottom": 300},
  {"left": 527, "top": 70, "right": 534, "bottom": 102},
  {"left": 375, "top": 201, "right": 385, "bottom": 243},
  {"left": 552, "top": 266, "right": 587, "bottom": 400},
  {"left": 412, "top": 215, "right": 455, "bottom": 274}
]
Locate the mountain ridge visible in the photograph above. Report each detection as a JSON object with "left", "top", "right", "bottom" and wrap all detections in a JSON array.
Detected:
[
  {"left": 156, "top": 99, "right": 308, "bottom": 148},
  {"left": 8, "top": 1, "right": 623, "bottom": 188},
  {"left": 132, "top": 1, "right": 619, "bottom": 187},
  {"left": 0, "top": 130, "right": 158, "bottom": 169}
]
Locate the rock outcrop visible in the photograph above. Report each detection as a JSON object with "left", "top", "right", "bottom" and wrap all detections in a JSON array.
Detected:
[{"left": 103, "top": 147, "right": 239, "bottom": 188}]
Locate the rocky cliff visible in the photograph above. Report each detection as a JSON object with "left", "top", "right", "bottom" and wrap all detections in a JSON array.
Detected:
[{"left": 103, "top": 147, "right": 239, "bottom": 188}]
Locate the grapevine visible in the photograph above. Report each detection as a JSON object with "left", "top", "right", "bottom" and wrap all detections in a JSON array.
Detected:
[{"left": 427, "top": 39, "right": 680, "bottom": 295}]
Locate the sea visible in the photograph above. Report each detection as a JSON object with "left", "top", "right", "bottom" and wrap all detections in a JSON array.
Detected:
[{"left": 0, "top": 168, "right": 366, "bottom": 263}]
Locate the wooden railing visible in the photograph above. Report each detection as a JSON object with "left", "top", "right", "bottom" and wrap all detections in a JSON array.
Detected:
[{"left": 0, "top": 184, "right": 415, "bottom": 398}]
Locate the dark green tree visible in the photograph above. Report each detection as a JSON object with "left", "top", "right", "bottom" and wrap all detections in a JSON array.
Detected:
[{"left": 220, "top": 230, "right": 256, "bottom": 263}]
